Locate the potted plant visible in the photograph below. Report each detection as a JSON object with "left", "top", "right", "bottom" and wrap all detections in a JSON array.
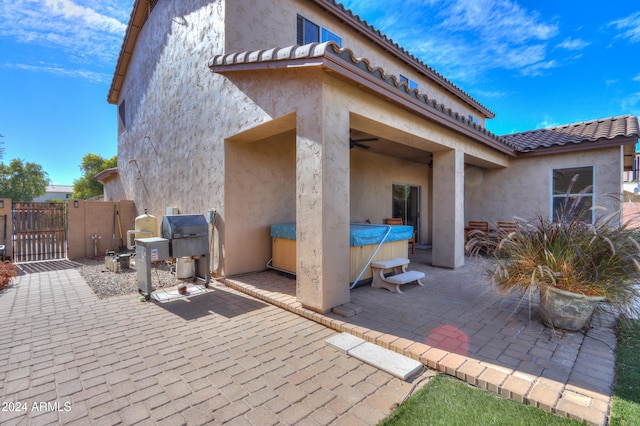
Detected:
[{"left": 468, "top": 180, "right": 640, "bottom": 331}]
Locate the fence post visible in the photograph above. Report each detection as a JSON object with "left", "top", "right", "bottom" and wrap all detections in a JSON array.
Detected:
[{"left": 0, "top": 198, "right": 11, "bottom": 261}]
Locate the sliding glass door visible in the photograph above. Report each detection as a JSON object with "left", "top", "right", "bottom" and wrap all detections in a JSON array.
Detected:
[{"left": 392, "top": 184, "right": 420, "bottom": 243}]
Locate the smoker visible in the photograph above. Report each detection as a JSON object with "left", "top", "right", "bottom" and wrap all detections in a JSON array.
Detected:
[{"left": 161, "top": 214, "right": 211, "bottom": 287}]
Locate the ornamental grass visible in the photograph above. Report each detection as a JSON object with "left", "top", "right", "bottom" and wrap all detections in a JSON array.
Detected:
[{"left": 467, "top": 177, "right": 640, "bottom": 321}]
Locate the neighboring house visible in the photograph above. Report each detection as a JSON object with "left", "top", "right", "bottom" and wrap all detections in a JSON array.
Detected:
[
  {"left": 107, "top": 0, "right": 639, "bottom": 313},
  {"left": 33, "top": 185, "right": 74, "bottom": 202},
  {"left": 95, "top": 167, "right": 126, "bottom": 201}
]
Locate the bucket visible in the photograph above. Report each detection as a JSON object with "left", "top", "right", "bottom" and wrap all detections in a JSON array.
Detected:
[{"left": 176, "top": 257, "right": 195, "bottom": 279}]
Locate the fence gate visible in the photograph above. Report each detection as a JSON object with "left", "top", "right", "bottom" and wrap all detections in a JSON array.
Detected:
[{"left": 13, "top": 202, "right": 67, "bottom": 262}]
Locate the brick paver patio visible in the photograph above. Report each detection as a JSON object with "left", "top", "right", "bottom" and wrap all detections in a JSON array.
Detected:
[
  {"left": 0, "top": 265, "right": 433, "bottom": 425},
  {"left": 224, "top": 249, "right": 618, "bottom": 426}
]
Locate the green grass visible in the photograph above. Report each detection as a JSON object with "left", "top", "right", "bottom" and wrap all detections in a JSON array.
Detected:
[
  {"left": 379, "top": 374, "right": 586, "bottom": 426},
  {"left": 610, "top": 319, "right": 640, "bottom": 425},
  {"left": 380, "top": 318, "right": 640, "bottom": 426}
]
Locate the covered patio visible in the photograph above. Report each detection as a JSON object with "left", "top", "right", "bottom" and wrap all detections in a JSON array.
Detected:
[{"left": 224, "top": 247, "right": 616, "bottom": 425}]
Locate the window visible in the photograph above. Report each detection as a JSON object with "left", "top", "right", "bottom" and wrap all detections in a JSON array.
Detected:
[
  {"left": 118, "top": 99, "right": 126, "bottom": 133},
  {"left": 399, "top": 74, "right": 418, "bottom": 90},
  {"left": 551, "top": 166, "right": 594, "bottom": 223},
  {"left": 321, "top": 28, "right": 342, "bottom": 45},
  {"left": 118, "top": 99, "right": 127, "bottom": 132},
  {"left": 297, "top": 15, "right": 342, "bottom": 46}
]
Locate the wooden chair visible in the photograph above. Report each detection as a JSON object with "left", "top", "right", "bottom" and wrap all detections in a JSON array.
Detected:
[
  {"left": 466, "top": 221, "right": 489, "bottom": 239},
  {"left": 464, "top": 221, "right": 490, "bottom": 254},
  {"left": 496, "top": 221, "right": 519, "bottom": 239},
  {"left": 384, "top": 218, "right": 417, "bottom": 254}
]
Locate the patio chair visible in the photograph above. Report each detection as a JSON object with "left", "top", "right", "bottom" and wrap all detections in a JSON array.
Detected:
[
  {"left": 384, "top": 218, "right": 416, "bottom": 254},
  {"left": 496, "top": 221, "right": 519, "bottom": 239},
  {"left": 464, "top": 220, "right": 490, "bottom": 254}
]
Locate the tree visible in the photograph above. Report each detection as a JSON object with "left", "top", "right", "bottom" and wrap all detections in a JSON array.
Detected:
[
  {"left": 72, "top": 153, "right": 117, "bottom": 199},
  {"left": 0, "top": 159, "right": 50, "bottom": 202}
]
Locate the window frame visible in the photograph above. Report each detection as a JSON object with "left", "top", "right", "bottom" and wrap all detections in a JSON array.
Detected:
[
  {"left": 550, "top": 165, "right": 595, "bottom": 223},
  {"left": 297, "top": 14, "right": 342, "bottom": 47},
  {"left": 399, "top": 74, "right": 418, "bottom": 90},
  {"left": 117, "top": 99, "right": 126, "bottom": 134}
]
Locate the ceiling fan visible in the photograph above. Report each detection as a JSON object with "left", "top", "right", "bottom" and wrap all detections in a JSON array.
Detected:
[{"left": 349, "top": 134, "right": 379, "bottom": 150}]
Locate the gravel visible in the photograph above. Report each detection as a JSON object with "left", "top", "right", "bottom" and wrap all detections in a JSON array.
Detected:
[{"left": 75, "top": 257, "right": 181, "bottom": 299}]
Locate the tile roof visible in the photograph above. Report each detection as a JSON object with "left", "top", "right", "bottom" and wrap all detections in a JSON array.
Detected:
[
  {"left": 209, "top": 42, "right": 515, "bottom": 154},
  {"left": 503, "top": 115, "right": 640, "bottom": 153}
]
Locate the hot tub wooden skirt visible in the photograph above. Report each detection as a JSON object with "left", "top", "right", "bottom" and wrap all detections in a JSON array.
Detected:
[{"left": 271, "top": 237, "right": 409, "bottom": 283}]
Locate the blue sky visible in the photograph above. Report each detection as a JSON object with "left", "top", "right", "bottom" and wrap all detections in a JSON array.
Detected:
[{"left": 1, "top": 0, "right": 639, "bottom": 186}]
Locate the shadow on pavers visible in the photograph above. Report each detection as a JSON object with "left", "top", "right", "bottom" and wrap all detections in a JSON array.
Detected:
[
  {"left": 152, "top": 287, "right": 269, "bottom": 321},
  {"left": 15, "top": 259, "right": 82, "bottom": 275}
]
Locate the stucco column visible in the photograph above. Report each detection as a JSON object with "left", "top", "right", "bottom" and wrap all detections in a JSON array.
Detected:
[
  {"left": 431, "top": 149, "right": 465, "bottom": 268},
  {"left": 295, "top": 106, "right": 351, "bottom": 313}
]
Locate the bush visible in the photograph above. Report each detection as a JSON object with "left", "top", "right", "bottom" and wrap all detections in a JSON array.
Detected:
[{"left": 0, "top": 261, "right": 17, "bottom": 289}]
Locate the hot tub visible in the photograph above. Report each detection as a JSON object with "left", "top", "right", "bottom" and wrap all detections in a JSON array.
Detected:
[{"left": 270, "top": 223, "right": 414, "bottom": 283}]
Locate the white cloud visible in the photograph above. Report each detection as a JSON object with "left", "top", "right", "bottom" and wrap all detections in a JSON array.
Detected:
[
  {"left": 440, "top": 0, "right": 557, "bottom": 44},
  {"left": 340, "top": 0, "right": 560, "bottom": 83},
  {"left": 633, "top": 74, "right": 640, "bottom": 82},
  {"left": 471, "top": 88, "right": 511, "bottom": 99},
  {"left": 610, "top": 11, "right": 640, "bottom": 43},
  {"left": 555, "top": 37, "right": 590, "bottom": 50},
  {"left": 536, "top": 116, "right": 561, "bottom": 129},
  {"left": 0, "top": 0, "right": 131, "bottom": 80},
  {"left": 621, "top": 92, "right": 640, "bottom": 116},
  {"left": 520, "top": 60, "right": 557, "bottom": 77},
  {"left": 43, "top": 0, "right": 127, "bottom": 34},
  {"left": 5, "top": 62, "right": 111, "bottom": 83}
]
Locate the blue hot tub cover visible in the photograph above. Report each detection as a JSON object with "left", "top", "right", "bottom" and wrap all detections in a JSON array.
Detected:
[{"left": 270, "top": 223, "right": 413, "bottom": 246}]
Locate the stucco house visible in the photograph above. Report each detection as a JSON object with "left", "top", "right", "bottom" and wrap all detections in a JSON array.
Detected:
[
  {"left": 32, "top": 185, "right": 74, "bottom": 202},
  {"left": 107, "top": 0, "right": 639, "bottom": 313}
]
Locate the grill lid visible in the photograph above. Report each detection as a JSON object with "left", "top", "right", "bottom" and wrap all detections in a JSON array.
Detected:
[{"left": 161, "top": 214, "right": 208, "bottom": 239}]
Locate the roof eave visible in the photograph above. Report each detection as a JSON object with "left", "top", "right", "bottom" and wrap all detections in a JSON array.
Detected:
[
  {"left": 95, "top": 167, "right": 119, "bottom": 184},
  {"left": 209, "top": 48, "right": 515, "bottom": 156},
  {"left": 107, "top": 0, "right": 146, "bottom": 105},
  {"left": 515, "top": 135, "right": 639, "bottom": 157}
]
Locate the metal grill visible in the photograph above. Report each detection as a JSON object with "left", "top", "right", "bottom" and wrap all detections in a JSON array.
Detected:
[{"left": 161, "top": 214, "right": 210, "bottom": 286}]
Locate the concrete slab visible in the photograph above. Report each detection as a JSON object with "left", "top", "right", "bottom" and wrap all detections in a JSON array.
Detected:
[
  {"left": 326, "top": 333, "right": 423, "bottom": 380},
  {"left": 151, "top": 284, "right": 208, "bottom": 302},
  {"left": 325, "top": 332, "right": 365, "bottom": 353},
  {"left": 350, "top": 342, "right": 424, "bottom": 381}
]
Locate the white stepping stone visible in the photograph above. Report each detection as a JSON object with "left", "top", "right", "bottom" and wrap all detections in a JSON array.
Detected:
[{"left": 326, "top": 332, "right": 423, "bottom": 381}]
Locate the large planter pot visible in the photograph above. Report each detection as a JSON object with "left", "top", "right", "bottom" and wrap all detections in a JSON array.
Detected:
[{"left": 539, "top": 285, "right": 606, "bottom": 331}]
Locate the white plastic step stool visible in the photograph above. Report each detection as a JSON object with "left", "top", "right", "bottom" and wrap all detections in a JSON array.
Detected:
[{"left": 370, "top": 258, "right": 425, "bottom": 294}]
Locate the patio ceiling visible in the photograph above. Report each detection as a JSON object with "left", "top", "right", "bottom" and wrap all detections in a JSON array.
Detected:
[{"left": 349, "top": 129, "right": 432, "bottom": 164}]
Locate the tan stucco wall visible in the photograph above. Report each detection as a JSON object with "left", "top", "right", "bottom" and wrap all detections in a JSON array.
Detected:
[
  {"left": 114, "top": 0, "right": 628, "bottom": 309},
  {"left": 465, "top": 147, "right": 623, "bottom": 226},
  {"left": 67, "top": 200, "right": 136, "bottom": 259},
  {"left": 225, "top": 0, "right": 488, "bottom": 123},
  {"left": 225, "top": 131, "right": 296, "bottom": 274},
  {"left": 101, "top": 174, "right": 127, "bottom": 202}
]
